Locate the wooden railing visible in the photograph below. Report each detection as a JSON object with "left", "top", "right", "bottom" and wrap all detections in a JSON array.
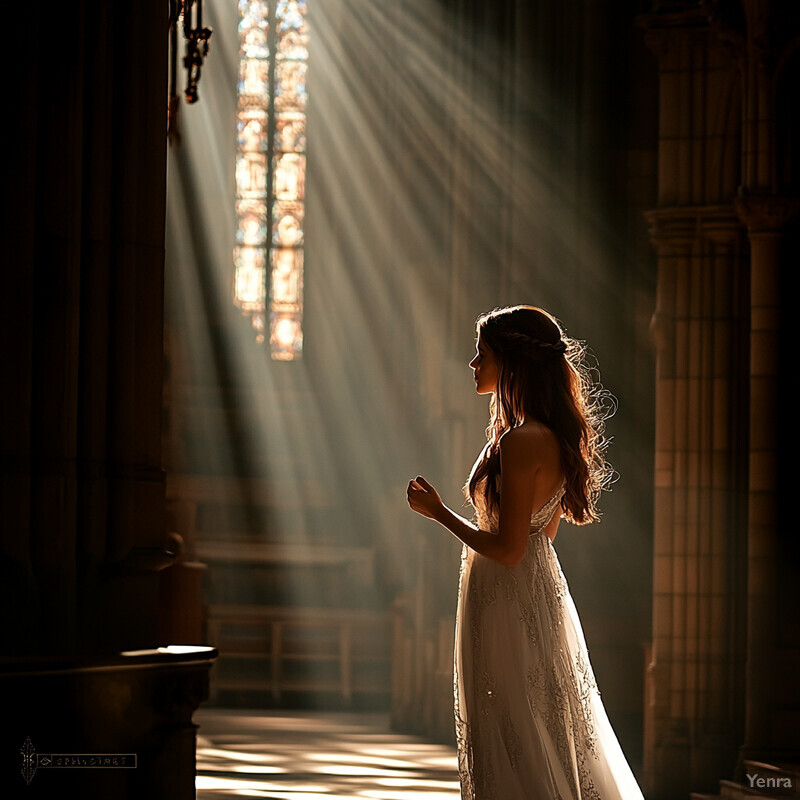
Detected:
[{"left": 207, "top": 604, "right": 391, "bottom": 703}]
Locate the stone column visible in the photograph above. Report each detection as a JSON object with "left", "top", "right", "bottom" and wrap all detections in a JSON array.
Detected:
[
  {"left": 642, "top": 2, "right": 800, "bottom": 793},
  {"left": 731, "top": 0, "right": 800, "bottom": 771},
  {"left": 735, "top": 192, "right": 799, "bottom": 766},
  {"left": 1, "top": 2, "right": 214, "bottom": 796},
  {"left": 644, "top": 206, "right": 749, "bottom": 799},
  {"left": 639, "top": 6, "right": 751, "bottom": 797}
]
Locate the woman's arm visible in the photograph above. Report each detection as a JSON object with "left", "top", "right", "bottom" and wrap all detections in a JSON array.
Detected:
[{"left": 407, "top": 430, "right": 540, "bottom": 567}]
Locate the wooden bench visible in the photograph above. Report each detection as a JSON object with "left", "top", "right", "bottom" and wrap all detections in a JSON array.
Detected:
[
  {"left": 166, "top": 474, "right": 332, "bottom": 508},
  {"left": 197, "top": 542, "right": 377, "bottom": 588},
  {"left": 206, "top": 604, "right": 390, "bottom": 703}
]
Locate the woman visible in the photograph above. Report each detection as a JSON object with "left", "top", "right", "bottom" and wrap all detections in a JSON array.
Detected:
[{"left": 407, "top": 305, "right": 645, "bottom": 800}]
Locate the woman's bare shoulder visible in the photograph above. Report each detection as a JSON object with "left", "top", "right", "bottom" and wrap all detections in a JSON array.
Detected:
[
  {"left": 499, "top": 421, "right": 560, "bottom": 463},
  {"left": 500, "top": 421, "right": 558, "bottom": 446}
]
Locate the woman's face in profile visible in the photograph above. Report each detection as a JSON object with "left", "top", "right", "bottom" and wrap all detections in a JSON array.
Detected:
[{"left": 469, "top": 333, "right": 500, "bottom": 395}]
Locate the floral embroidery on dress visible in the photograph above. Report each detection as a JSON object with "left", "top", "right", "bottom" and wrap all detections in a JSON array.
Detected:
[{"left": 454, "top": 481, "right": 609, "bottom": 800}]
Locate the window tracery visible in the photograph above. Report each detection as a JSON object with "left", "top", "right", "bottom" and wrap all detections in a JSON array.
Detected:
[{"left": 234, "top": 0, "right": 308, "bottom": 359}]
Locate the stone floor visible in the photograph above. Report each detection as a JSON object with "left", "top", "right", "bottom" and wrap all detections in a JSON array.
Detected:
[{"left": 194, "top": 708, "right": 461, "bottom": 800}]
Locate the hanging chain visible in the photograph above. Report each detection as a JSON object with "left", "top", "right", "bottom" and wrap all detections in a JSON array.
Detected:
[{"left": 168, "top": 0, "right": 213, "bottom": 144}]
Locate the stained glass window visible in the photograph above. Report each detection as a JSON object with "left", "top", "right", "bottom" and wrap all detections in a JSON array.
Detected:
[{"left": 234, "top": 0, "right": 308, "bottom": 359}]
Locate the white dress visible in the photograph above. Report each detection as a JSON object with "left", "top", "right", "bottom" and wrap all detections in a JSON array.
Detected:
[{"left": 454, "top": 483, "right": 646, "bottom": 800}]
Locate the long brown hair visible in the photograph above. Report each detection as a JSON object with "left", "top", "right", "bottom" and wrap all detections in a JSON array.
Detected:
[{"left": 465, "top": 305, "right": 614, "bottom": 525}]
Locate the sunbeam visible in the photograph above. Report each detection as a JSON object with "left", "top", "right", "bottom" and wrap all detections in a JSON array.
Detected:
[{"left": 165, "top": 0, "right": 653, "bottom": 764}]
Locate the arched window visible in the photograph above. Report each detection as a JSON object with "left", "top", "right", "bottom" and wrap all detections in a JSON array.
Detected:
[{"left": 234, "top": 0, "right": 308, "bottom": 359}]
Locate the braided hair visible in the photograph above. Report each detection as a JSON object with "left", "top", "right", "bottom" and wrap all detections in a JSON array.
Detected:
[{"left": 464, "top": 305, "right": 614, "bottom": 525}]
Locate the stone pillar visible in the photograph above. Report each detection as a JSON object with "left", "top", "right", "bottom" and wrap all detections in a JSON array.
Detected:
[
  {"left": 1, "top": 0, "right": 176, "bottom": 661},
  {"left": 735, "top": 192, "right": 799, "bottom": 766},
  {"left": 731, "top": 0, "right": 800, "bottom": 771},
  {"left": 642, "top": 1, "right": 800, "bottom": 794},
  {"left": 1, "top": 2, "right": 214, "bottom": 796},
  {"left": 640, "top": 7, "right": 749, "bottom": 797},
  {"left": 644, "top": 207, "right": 749, "bottom": 799}
]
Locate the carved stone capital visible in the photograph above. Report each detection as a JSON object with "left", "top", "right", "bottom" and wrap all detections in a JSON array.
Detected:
[
  {"left": 645, "top": 205, "right": 743, "bottom": 253},
  {"left": 638, "top": 8, "right": 714, "bottom": 65},
  {"left": 645, "top": 207, "right": 697, "bottom": 251},
  {"left": 735, "top": 193, "right": 800, "bottom": 234}
]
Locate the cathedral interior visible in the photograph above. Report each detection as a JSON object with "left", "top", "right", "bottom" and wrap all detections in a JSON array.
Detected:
[{"left": 1, "top": 0, "right": 799, "bottom": 798}]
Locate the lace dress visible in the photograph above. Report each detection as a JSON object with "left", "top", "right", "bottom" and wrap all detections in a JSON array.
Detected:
[{"left": 453, "top": 483, "right": 646, "bottom": 800}]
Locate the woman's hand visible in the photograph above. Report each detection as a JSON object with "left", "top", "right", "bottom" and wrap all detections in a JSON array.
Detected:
[
  {"left": 406, "top": 476, "right": 444, "bottom": 520},
  {"left": 406, "top": 473, "right": 524, "bottom": 566}
]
